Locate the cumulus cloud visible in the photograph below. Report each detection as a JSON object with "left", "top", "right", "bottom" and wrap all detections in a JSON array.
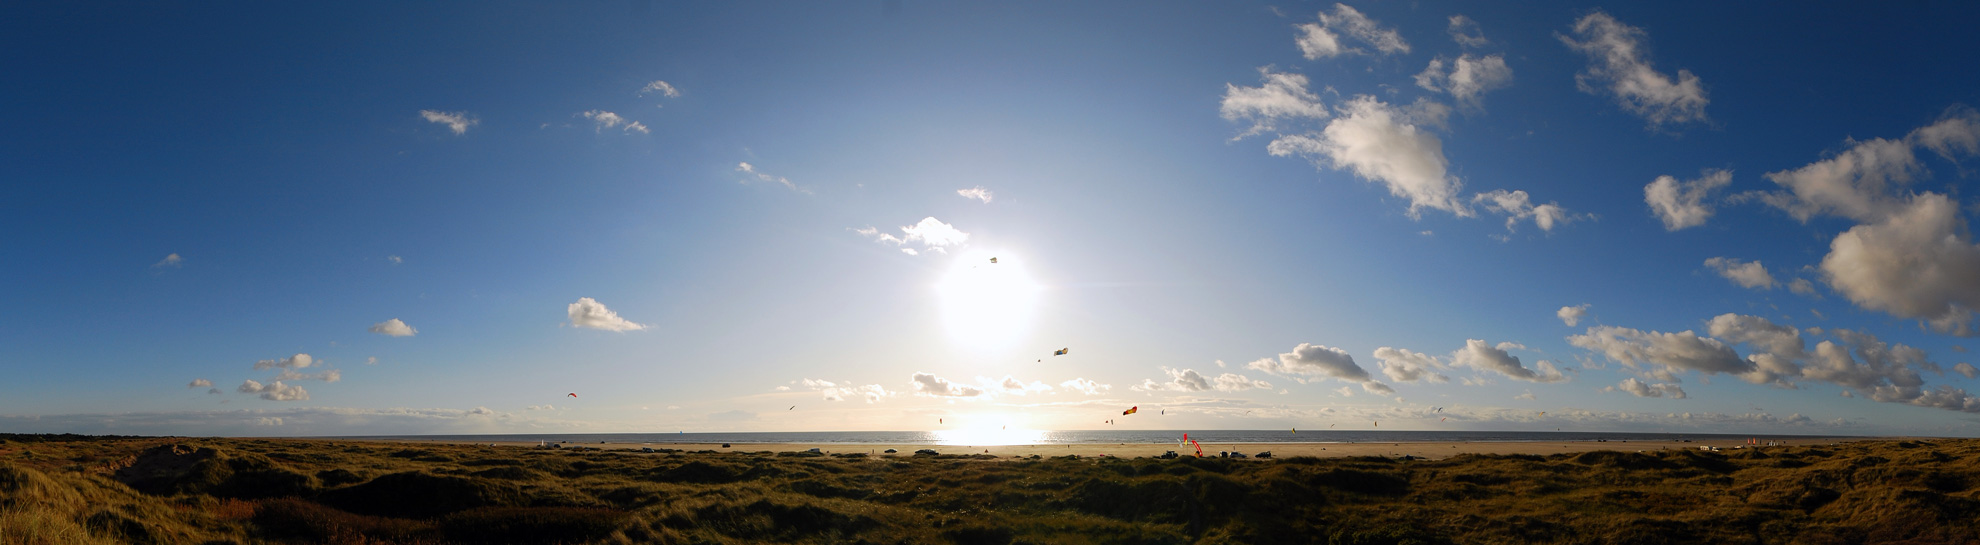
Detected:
[
  {"left": 639, "top": 80, "right": 681, "bottom": 98},
  {"left": 1569, "top": 326, "right": 1751, "bottom": 376},
  {"left": 1560, "top": 11, "right": 1709, "bottom": 128},
  {"left": 1611, "top": 377, "right": 1687, "bottom": 398},
  {"left": 1447, "top": 15, "right": 1488, "bottom": 48},
  {"left": 1754, "top": 109, "right": 1979, "bottom": 224},
  {"left": 1821, "top": 194, "right": 1980, "bottom": 335},
  {"left": 1789, "top": 278, "right": 1819, "bottom": 297},
  {"left": 469, "top": 406, "right": 495, "bottom": 416},
  {"left": 1060, "top": 378, "right": 1111, "bottom": 395},
  {"left": 1221, "top": 69, "right": 1329, "bottom": 138},
  {"left": 1452, "top": 339, "right": 1569, "bottom": 383},
  {"left": 272, "top": 369, "right": 341, "bottom": 383},
  {"left": 368, "top": 318, "right": 418, "bottom": 337},
  {"left": 900, "top": 217, "right": 969, "bottom": 248},
  {"left": 580, "top": 110, "right": 646, "bottom": 134},
  {"left": 1644, "top": 169, "right": 1732, "bottom": 230},
  {"left": 1296, "top": 3, "right": 1409, "bottom": 59},
  {"left": 1268, "top": 96, "right": 1468, "bottom": 217},
  {"left": 188, "top": 379, "right": 211, "bottom": 388},
  {"left": 237, "top": 380, "right": 309, "bottom": 401},
  {"left": 419, "top": 110, "right": 478, "bottom": 135},
  {"left": 1134, "top": 367, "right": 1213, "bottom": 392},
  {"left": 153, "top": 253, "right": 183, "bottom": 268},
  {"left": 1559, "top": 304, "right": 1591, "bottom": 327},
  {"left": 957, "top": 186, "right": 994, "bottom": 203},
  {"left": 1247, "top": 343, "right": 1374, "bottom": 383},
  {"left": 736, "top": 162, "right": 805, "bottom": 193},
  {"left": 910, "top": 372, "right": 983, "bottom": 397},
  {"left": 1473, "top": 189, "right": 1581, "bottom": 233},
  {"left": 567, "top": 297, "right": 647, "bottom": 331},
  {"left": 1372, "top": 347, "right": 1448, "bottom": 383},
  {"left": 1704, "top": 257, "right": 1777, "bottom": 290},
  {"left": 821, "top": 383, "right": 891, "bottom": 403},
  {"left": 1414, "top": 55, "right": 1513, "bottom": 107},
  {"left": 253, "top": 354, "right": 314, "bottom": 370},
  {"left": 1956, "top": 362, "right": 1978, "bottom": 379}
]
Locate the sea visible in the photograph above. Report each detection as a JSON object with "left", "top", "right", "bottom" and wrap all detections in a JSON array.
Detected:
[{"left": 324, "top": 430, "right": 1854, "bottom": 446}]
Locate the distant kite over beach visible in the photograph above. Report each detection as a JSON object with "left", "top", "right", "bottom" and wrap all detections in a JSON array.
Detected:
[
  {"left": 567, "top": 393, "right": 577, "bottom": 398},
  {"left": 1123, "top": 406, "right": 1138, "bottom": 415},
  {"left": 1054, "top": 348, "right": 1068, "bottom": 356}
]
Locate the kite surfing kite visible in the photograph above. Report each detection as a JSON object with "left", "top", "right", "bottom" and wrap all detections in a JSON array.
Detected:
[
  {"left": 1123, "top": 406, "right": 1138, "bottom": 415},
  {"left": 989, "top": 257, "right": 998, "bottom": 264},
  {"left": 788, "top": 406, "right": 796, "bottom": 411},
  {"left": 567, "top": 393, "right": 577, "bottom": 398},
  {"left": 1054, "top": 348, "right": 1069, "bottom": 356}
]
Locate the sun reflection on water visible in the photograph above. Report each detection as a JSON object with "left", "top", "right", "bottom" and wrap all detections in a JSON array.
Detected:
[{"left": 932, "top": 428, "right": 1049, "bottom": 446}]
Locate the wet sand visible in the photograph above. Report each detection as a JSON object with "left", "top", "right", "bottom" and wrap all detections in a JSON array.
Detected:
[{"left": 370, "top": 437, "right": 1877, "bottom": 460}]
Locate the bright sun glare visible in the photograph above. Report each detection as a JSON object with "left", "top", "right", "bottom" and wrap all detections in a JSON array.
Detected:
[
  {"left": 934, "top": 414, "right": 1047, "bottom": 445},
  {"left": 936, "top": 251, "right": 1041, "bottom": 348}
]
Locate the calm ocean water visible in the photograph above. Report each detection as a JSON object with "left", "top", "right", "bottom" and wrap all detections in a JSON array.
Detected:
[{"left": 326, "top": 430, "right": 1853, "bottom": 446}]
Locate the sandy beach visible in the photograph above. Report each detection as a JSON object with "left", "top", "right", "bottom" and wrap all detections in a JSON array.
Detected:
[{"left": 369, "top": 436, "right": 1874, "bottom": 460}]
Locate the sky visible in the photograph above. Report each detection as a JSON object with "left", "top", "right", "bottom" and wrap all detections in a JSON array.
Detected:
[{"left": 5, "top": 1, "right": 1980, "bottom": 438}]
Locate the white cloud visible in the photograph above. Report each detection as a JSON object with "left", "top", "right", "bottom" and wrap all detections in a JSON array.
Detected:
[
  {"left": 1134, "top": 367, "right": 1213, "bottom": 392},
  {"left": 735, "top": 162, "right": 805, "bottom": 193},
  {"left": 1644, "top": 169, "right": 1732, "bottom": 230},
  {"left": 526, "top": 404, "right": 556, "bottom": 411},
  {"left": 368, "top": 318, "right": 418, "bottom": 337},
  {"left": 567, "top": 297, "right": 647, "bottom": 332},
  {"left": 1221, "top": 69, "right": 1329, "bottom": 138},
  {"left": 1513, "top": 391, "right": 1536, "bottom": 401},
  {"left": 272, "top": 369, "right": 341, "bottom": 383},
  {"left": 365, "top": 356, "right": 378, "bottom": 366},
  {"left": 1247, "top": 343, "right": 1374, "bottom": 382},
  {"left": 910, "top": 372, "right": 983, "bottom": 397},
  {"left": 774, "top": 385, "right": 790, "bottom": 391},
  {"left": 253, "top": 354, "right": 314, "bottom": 370},
  {"left": 1558, "top": 304, "right": 1591, "bottom": 327},
  {"left": 1956, "top": 363, "right": 1978, "bottom": 379},
  {"left": 1361, "top": 381, "right": 1395, "bottom": 395},
  {"left": 1559, "top": 11, "right": 1709, "bottom": 127},
  {"left": 1789, "top": 278, "right": 1819, "bottom": 297},
  {"left": 257, "top": 417, "right": 283, "bottom": 426},
  {"left": 469, "top": 406, "right": 495, "bottom": 416},
  {"left": 1452, "top": 339, "right": 1568, "bottom": 383},
  {"left": 1569, "top": 326, "right": 1752, "bottom": 376},
  {"left": 623, "top": 121, "right": 649, "bottom": 134},
  {"left": 1371, "top": 347, "right": 1447, "bottom": 383},
  {"left": 900, "top": 248, "right": 919, "bottom": 256},
  {"left": 1758, "top": 138, "right": 1920, "bottom": 223},
  {"left": 1296, "top": 3, "right": 1409, "bottom": 59},
  {"left": 419, "top": 110, "right": 478, "bottom": 135},
  {"left": 1447, "top": 15, "right": 1488, "bottom": 48},
  {"left": 187, "top": 379, "right": 211, "bottom": 388},
  {"left": 1213, "top": 373, "right": 1273, "bottom": 391},
  {"left": 957, "top": 186, "right": 994, "bottom": 203},
  {"left": 1060, "top": 378, "right": 1111, "bottom": 395},
  {"left": 1610, "top": 378, "right": 1687, "bottom": 399},
  {"left": 153, "top": 253, "right": 183, "bottom": 268},
  {"left": 1268, "top": 96, "right": 1469, "bottom": 217},
  {"left": 1414, "top": 55, "right": 1513, "bottom": 107},
  {"left": 1704, "top": 257, "right": 1777, "bottom": 290},
  {"left": 580, "top": 110, "right": 646, "bottom": 134},
  {"left": 387, "top": 255, "right": 403, "bottom": 264},
  {"left": 639, "top": 80, "right": 681, "bottom": 98},
  {"left": 237, "top": 380, "right": 309, "bottom": 401},
  {"left": 1473, "top": 189, "right": 1580, "bottom": 233},
  {"left": 1821, "top": 194, "right": 1980, "bottom": 335},
  {"left": 899, "top": 217, "right": 970, "bottom": 248}
]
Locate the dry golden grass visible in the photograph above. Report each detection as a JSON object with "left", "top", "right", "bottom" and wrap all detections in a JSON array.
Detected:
[{"left": 1, "top": 434, "right": 1977, "bottom": 544}]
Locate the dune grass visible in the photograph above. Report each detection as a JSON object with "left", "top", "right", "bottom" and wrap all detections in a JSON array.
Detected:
[{"left": 1, "top": 434, "right": 1975, "bottom": 544}]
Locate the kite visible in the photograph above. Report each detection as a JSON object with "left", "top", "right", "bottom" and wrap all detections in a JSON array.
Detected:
[
  {"left": 1161, "top": 408, "right": 1165, "bottom": 415},
  {"left": 989, "top": 257, "right": 998, "bottom": 264},
  {"left": 1183, "top": 434, "right": 1204, "bottom": 457},
  {"left": 1291, "top": 427, "right": 1296, "bottom": 434},
  {"left": 1441, "top": 417, "right": 1447, "bottom": 422},
  {"left": 1374, "top": 421, "right": 1378, "bottom": 427},
  {"left": 1434, "top": 407, "right": 1443, "bottom": 412},
  {"left": 939, "top": 418, "right": 944, "bottom": 424},
  {"left": 1054, "top": 348, "right": 1069, "bottom": 356},
  {"left": 567, "top": 393, "right": 577, "bottom": 398},
  {"left": 1123, "top": 406, "right": 1138, "bottom": 415},
  {"left": 788, "top": 406, "right": 795, "bottom": 411}
]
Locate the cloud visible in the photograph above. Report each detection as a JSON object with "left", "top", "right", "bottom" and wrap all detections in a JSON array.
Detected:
[
  {"left": 469, "top": 407, "right": 495, "bottom": 416},
  {"left": 1956, "top": 363, "right": 1978, "bottom": 379},
  {"left": 852, "top": 226, "right": 905, "bottom": 246},
  {"left": 910, "top": 372, "right": 983, "bottom": 397},
  {"left": 957, "top": 186, "right": 994, "bottom": 203},
  {"left": 1559, "top": 11, "right": 1709, "bottom": 127},
  {"left": 1296, "top": 3, "right": 1409, "bottom": 59},
  {"left": 1213, "top": 373, "right": 1274, "bottom": 391},
  {"left": 990, "top": 376, "right": 1053, "bottom": 396},
  {"left": 1473, "top": 189, "right": 1581, "bottom": 233},
  {"left": 1789, "top": 278, "right": 1819, "bottom": 297},
  {"left": 365, "top": 357, "right": 378, "bottom": 366},
  {"left": 1755, "top": 109, "right": 1979, "bottom": 224},
  {"left": 1447, "top": 15, "right": 1488, "bottom": 48},
  {"left": 253, "top": 354, "right": 314, "bottom": 370},
  {"left": 1821, "top": 194, "right": 1980, "bottom": 335},
  {"left": 237, "top": 380, "right": 309, "bottom": 401},
  {"left": 1704, "top": 257, "right": 1777, "bottom": 290},
  {"left": 1221, "top": 69, "right": 1329, "bottom": 139},
  {"left": 257, "top": 417, "right": 283, "bottom": 426},
  {"left": 272, "top": 369, "right": 340, "bottom": 383},
  {"left": 639, "top": 80, "right": 681, "bottom": 98},
  {"left": 419, "top": 110, "right": 478, "bottom": 135},
  {"left": 1610, "top": 378, "right": 1688, "bottom": 399},
  {"left": 1414, "top": 55, "right": 1513, "bottom": 107},
  {"left": 1360, "top": 381, "right": 1395, "bottom": 395},
  {"left": 187, "top": 379, "right": 211, "bottom": 388},
  {"left": 526, "top": 404, "right": 556, "bottom": 411},
  {"left": 1558, "top": 304, "right": 1591, "bottom": 327},
  {"left": 387, "top": 255, "right": 403, "bottom": 264},
  {"left": 899, "top": 217, "right": 969, "bottom": 248},
  {"left": 1134, "top": 367, "right": 1212, "bottom": 392},
  {"left": 1268, "top": 96, "right": 1468, "bottom": 217},
  {"left": 1569, "top": 326, "right": 1752, "bottom": 376},
  {"left": 207, "top": 388, "right": 222, "bottom": 395},
  {"left": 580, "top": 110, "right": 646, "bottom": 134},
  {"left": 900, "top": 248, "right": 918, "bottom": 256},
  {"left": 1247, "top": 343, "right": 1373, "bottom": 383},
  {"left": 735, "top": 162, "right": 805, "bottom": 193},
  {"left": 1060, "top": 378, "right": 1111, "bottom": 395},
  {"left": 1371, "top": 347, "right": 1448, "bottom": 383},
  {"left": 567, "top": 297, "right": 647, "bottom": 331},
  {"left": 153, "top": 253, "right": 183, "bottom": 268},
  {"left": 368, "top": 318, "right": 418, "bottom": 337},
  {"left": 1452, "top": 339, "right": 1568, "bottom": 383},
  {"left": 1644, "top": 169, "right": 1732, "bottom": 230},
  {"left": 1513, "top": 391, "right": 1536, "bottom": 401},
  {"left": 802, "top": 379, "right": 892, "bottom": 403}
]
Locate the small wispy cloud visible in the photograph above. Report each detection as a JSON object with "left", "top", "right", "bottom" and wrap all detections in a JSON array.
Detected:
[
  {"left": 568, "top": 297, "right": 647, "bottom": 332},
  {"left": 640, "top": 80, "right": 681, "bottom": 98},
  {"left": 736, "top": 162, "right": 806, "bottom": 193},
  {"left": 153, "top": 253, "right": 183, "bottom": 268},
  {"left": 419, "top": 110, "right": 478, "bottom": 135},
  {"left": 187, "top": 379, "right": 212, "bottom": 388},
  {"left": 957, "top": 186, "right": 993, "bottom": 203},
  {"left": 580, "top": 110, "right": 647, "bottom": 134}
]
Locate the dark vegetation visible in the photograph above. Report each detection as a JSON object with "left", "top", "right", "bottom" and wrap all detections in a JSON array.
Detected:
[{"left": 2, "top": 434, "right": 1977, "bottom": 544}]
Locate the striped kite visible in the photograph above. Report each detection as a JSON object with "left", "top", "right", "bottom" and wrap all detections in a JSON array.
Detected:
[{"left": 1123, "top": 406, "right": 1138, "bottom": 415}]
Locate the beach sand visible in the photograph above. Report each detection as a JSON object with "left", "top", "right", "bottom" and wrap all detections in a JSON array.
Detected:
[{"left": 369, "top": 437, "right": 1873, "bottom": 460}]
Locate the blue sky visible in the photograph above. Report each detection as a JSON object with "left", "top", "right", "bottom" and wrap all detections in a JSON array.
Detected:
[{"left": 5, "top": 1, "right": 1980, "bottom": 437}]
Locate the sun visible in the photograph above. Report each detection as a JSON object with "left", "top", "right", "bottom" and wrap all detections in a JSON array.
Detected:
[{"left": 935, "top": 250, "right": 1041, "bottom": 349}]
